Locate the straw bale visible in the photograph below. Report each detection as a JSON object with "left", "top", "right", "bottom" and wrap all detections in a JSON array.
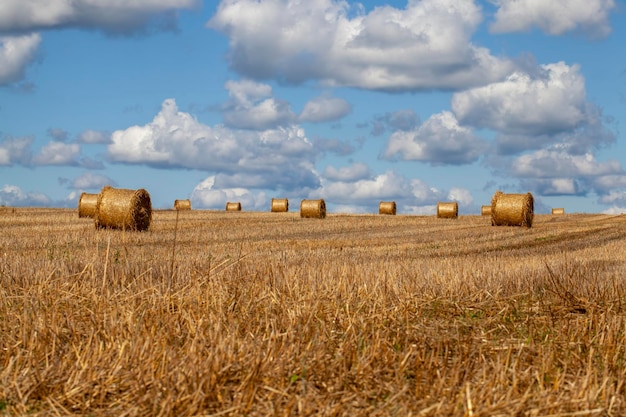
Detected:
[
  {"left": 94, "top": 186, "right": 152, "bottom": 231},
  {"left": 437, "top": 201, "right": 458, "bottom": 219},
  {"left": 552, "top": 208, "right": 565, "bottom": 215},
  {"left": 300, "top": 199, "right": 326, "bottom": 219},
  {"left": 226, "top": 202, "right": 242, "bottom": 212},
  {"left": 491, "top": 191, "right": 534, "bottom": 228},
  {"left": 78, "top": 192, "right": 98, "bottom": 218},
  {"left": 271, "top": 198, "right": 289, "bottom": 212},
  {"left": 174, "top": 199, "right": 191, "bottom": 210},
  {"left": 379, "top": 201, "right": 396, "bottom": 215},
  {"left": 481, "top": 205, "right": 491, "bottom": 216}
]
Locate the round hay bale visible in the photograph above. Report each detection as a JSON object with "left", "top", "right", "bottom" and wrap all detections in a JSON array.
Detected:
[
  {"left": 271, "top": 198, "right": 289, "bottom": 212},
  {"left": 174, "top": 199, "right": 191, "bottom": 211},
  {"left": 437, "top": 201, "right": 458, "bottom": 219},
  {"left": 78, "top": 192, "right": 98, "bottom": 218},
  {"left": 491, "top": 191, "right": 534, "bottom": 228},
  {"left": 226, "top": 202, "right": 242, "bottom": 212},
  {"left": 300, "top": 199, "right": 326, "bottom": 219},
  {"left": 481, "top": 205, "right": 491, "bottom": 216},
  {"left": 379, "top": 201, "right": 396, "bottom": 215},
  {"left": 552, "top": 207, "right": 565, "bottom": 215},
  {"left": 94, "top": 186, "right": 152, "bottom": 231}
]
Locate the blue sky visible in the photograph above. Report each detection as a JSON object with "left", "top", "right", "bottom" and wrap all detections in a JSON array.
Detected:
[{"left": 1, "top": 0, "right": 625, "bottom": 214}]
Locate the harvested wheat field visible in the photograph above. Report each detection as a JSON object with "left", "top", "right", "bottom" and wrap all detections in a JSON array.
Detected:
[{"left": 1, "top": 208, "right": 626, "bottom": 416}]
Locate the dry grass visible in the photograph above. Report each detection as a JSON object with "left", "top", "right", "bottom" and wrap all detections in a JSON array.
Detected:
[{"left": 1, "top": 209, "right": 626, "bottom": 416}]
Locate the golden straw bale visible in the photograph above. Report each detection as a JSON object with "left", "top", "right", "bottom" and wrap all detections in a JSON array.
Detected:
[
  {"left": 552, "top": 208, "right": 565, "bottom": 215},
  {"left": 481, "top": 205, "right": 491, "bottom": 216},
  {"left": 437, "top": 201, "right": 458, "bottom": 219},
  {"left": 174, "top": 199, "right": 191, "bottom": 210},
  {"left": 491, "top": 191, "right": 534, "bottom": 228},
  {"left": 271, "top": 198, "right": 289, "bottom": 212},
  {"left": 300, "top": 199, "right": 326, "bottom": 219},
  {"left": 78, "top": 192, "right": 98, "bottom": 218},
  {"left": 226, "top": 202, "right": 242, "bottom": 212},
  {"left": 94, "top": 186, "right": 152, "bottom": 231},
  {"left": 379, "top": 201, "right": 396, "bottom": 215}
]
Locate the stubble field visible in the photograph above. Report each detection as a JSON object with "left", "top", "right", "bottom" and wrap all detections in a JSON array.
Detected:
[{"left": 1, "top": 207, "right": 626, "bottom": 416}]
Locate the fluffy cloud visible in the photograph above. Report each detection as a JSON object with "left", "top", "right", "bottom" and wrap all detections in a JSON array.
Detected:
[
  {"left": 0, "top": 0, "right": 199, "bottom": 35},
  {"left": 0, "top": 184, "right": 50, "bottom": 207},
  {"left": 108, "top": 98, "right": 320, "bottom": 191},
  {"left": 490, "top": 0, "right": 615, "bottom": 38},
  {"left": 511, "top": 150, "right": 622, "bottom": 178},
  {"left": 78, "top": 129, "right": 111, "bottom": 144},
  {"left": 223, "top": 80, "right": 296, "bottom": 129},
  {"left": 70, "top": 172, "right": 116, "bottom": 190},
  {"left": 452, "top": 62, "right": 589, "bottom": 137},
  {"left": 299, "top": 94, "right": 352, "bottom": 123},
  {"left": 448, "top": 187, "right": 474, "bottom": 207},
  {"left": 323, "top": 162, "right": 370, "bottom": 182},
  {"left": 597, "top": 191, "right": 626, "bottom": 205},
  {"left": 507, "top": 148, "right": 626, "bottom": 198},
  {"left": 190, "top": 176, "right": 267, "bottom": 210},
  {"left": 371, "top": 109, "right": 420, "bottom": 136},
  {"left": 208, "top": 0, "right": 514, "bottom": 91},
  {"left": 0, "top": 135, "right": 33, "bottom": 166},
  {"left": 383, "top": 111, "right": 489, "bottom": 165},
  {"left": 33, "top": 141, "right": 81, "bottom": 165},
  {"left": 0, "top": 34, "right": 40, "bottom": 85}
]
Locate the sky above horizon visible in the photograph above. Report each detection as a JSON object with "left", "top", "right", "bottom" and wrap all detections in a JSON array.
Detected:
[{"left": 1, "top": 0, "right": 625, "bottom": 214}]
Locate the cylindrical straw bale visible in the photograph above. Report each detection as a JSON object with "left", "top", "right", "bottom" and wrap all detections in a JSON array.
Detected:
[
  {"left": 226, "top": 202, "right": 242, "bottom": 212},
  {"left": 78, "top": 192, "right": 98, "bottom": 218},
  {"left": 552, "top": 208, "right": 565, "bottom": 215},
  {"left": 271, "top": 198, "right": 289, "bottom": 212},
  {"left": 94, "top": 186, "right": 152, "bottom": 231},
  {"left": 174, "top": 199, "right": 191, "bottom": 210},
  {"left": 300, "top": 199, "right": 326, "bottom": 219},
  {"left": 437, "top": 201, "right": 458, "bottom": 219},
  {"left": 481, "top": 205, "right": 491, "bottom": 216},
  {"left": 491, "top": 191, "right": 534, "bottom": 227},
  {"left": 379, "top": 201, "right": 396, "bottom": 215}
]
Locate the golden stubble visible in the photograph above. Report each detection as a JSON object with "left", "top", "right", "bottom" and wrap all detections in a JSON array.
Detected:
[{"left": 1, "top": 208, "right": 626, "bottom": 416}]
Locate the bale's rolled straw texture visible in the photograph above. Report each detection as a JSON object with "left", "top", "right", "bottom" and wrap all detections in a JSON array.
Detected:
[
  {"left": 174, "top": 199, "right": 191, "bottom": 210},
  {"left": 437, "top": 202, "right": 458, "bottom": 219},
  {"left": 226, "top": 202, "right": 242, "bottom": 212},
  {"left": 300, "top": 199, "right": 326, "bottom": 219},
  {"left": 379, "top": 201, "right": 397, "bottom": 215},
  {"left": 78, "top": 192, "right": 98, "bottom": 218},
  {"left": 94, "top": 186, "right": 152, "bottom": 231},
  {"left": 552, "top": 208, "right": 565, "bottom": 215},
  {"left": 481, "top": 205, "right": 492, "bottom": 216},
  {"left": 271, "top": 198, "right": 289, "bottom": 212},
  {"left": 491, "top": 191, "right": 534, "bottom": 228}
]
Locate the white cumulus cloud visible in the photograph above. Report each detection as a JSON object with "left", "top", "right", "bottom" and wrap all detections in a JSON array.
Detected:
[
  {"left": 323, "top": 162, "right": 370, "bottom": 182},
  {"left": 490, "top": 0, "right": 615, "bottom": 38},
  {"left": 383, "top": 111, "right": 489, "bottom": 165},
  {"left": 71, "top": 172, "right": 116, "bottom": 190},
  {"left": 0, "top": 0, "right": 199, "bottom": 35},
  {"left": 190, "top": 176, "right": 267, "bottom": 210},
  {"left": 452, "top": 62, "right": 589, "bottom": 136},
  {"left": 108, "top": 98, "right": 320, "bottom": 191},
  {"left": 33, "top": 141, "right": 81, "bottom": 166},
  {"left": 299, "top": 94, "right": 352, "bottom": 123},
  {"left": 0, "top": 34, "right": 40, "bottom": 85},
  {"left": 0, "top": 184, "right": 50, "bottom": 206},
  {"left": 0, "top": 135, "right": 33, "bottom": 166},
  {"left": 208, "top": 0, "right": 514, "bottom": 91},
  {"left": 223, "top": 79, "right": 296, "bottom": 130}
]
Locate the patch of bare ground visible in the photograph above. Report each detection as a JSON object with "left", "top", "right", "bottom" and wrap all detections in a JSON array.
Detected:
[{"left": 1, "top": 209, "right": 626, "bottom": 416}]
